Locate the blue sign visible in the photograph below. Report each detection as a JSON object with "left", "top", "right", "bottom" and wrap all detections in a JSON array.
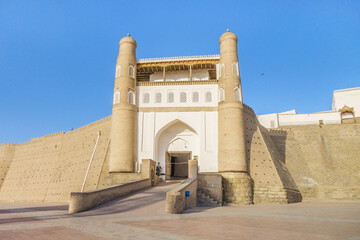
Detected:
[
  {"left": 185, "top": 191, "right": 190, "bottom": 197},
  {"left": 210, "top": 184, "right": 214, "bottom": 188}
]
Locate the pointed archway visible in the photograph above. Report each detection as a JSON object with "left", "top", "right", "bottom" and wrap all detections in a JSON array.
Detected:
[{"left": 155, "top": 120, "right": 199, "bottom": 179}]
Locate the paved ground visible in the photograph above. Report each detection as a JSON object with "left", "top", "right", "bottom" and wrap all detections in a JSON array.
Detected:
[{"left": 0, "top": 181, "right": 360, "bottom": 240}]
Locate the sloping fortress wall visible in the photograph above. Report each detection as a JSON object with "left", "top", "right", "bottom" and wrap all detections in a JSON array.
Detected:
[
  {"left": 270, "top": 124, "right": 360, "bottom": 200},
  {"left": 0, "top": 116, "right": 112, "bottom": 202},
  {"left": 1, "top": 112, "right": 358, "bottom": 203},
  {"left": 0, "top": 144, "right": 15, "bottom": 189},
  {"left": 242, "top": 106, "right": 301, "bottom": 204}
]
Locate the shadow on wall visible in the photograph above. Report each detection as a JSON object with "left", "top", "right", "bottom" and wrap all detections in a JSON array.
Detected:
[
  {"left": 242, "top": 105, "right": 302, "bottom": 204},
  {"left": 267, "top": 130, "right": 287, "bottom": 164},
  {"left": 244, "top": 112, "right": 256, "bottom": 203}
]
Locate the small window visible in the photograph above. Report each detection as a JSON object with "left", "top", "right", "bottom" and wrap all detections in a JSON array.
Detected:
[
  {"left": 234, "top": 87, "right": 241, "bottom": 101},
  {"left": 128, "top": 65, "right": 135, "bottom": 78},
  {"left": 113, "top": 91, "right": 120, "bottom": 104},
  {"left": 216, "top": 63, "right": 225, "bottom": 79},
  {"left": 155, "top": 92, "right": 162, "bottom": 103},
  {"left": 180, "top": 92, "right": 187, "bottom": 103},
  {"left": 128, "top": 90, "right": 135, "bottom": 105},
  {"left": 143, "top": 93, "right": 150, "bottom": 103},
  {"left": 232, "top": 62, "right": 239, "bottom": 76},
  {"left": 219, "top": 88, "right": 225, "bottom": 102},
  {"left": 220, "top": 64, "right": 225, "bottom": 77},
  {"left": 192, "top": 92, "right": 199, "bottom": 102},
  {"left": 115, "top": 65, "right": 121, "bottom": 78},
  {"left": 205, "top": 91, "right": 212, "bottom": 102},
  {"left": 168, "top": 92, "right": 174, "bottom": 103}
]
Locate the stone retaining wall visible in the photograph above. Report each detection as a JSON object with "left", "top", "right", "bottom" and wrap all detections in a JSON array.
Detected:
[
  {"left": 68, "top": 178, "right": 150, "bottom": 213},
  {"left": 198, "top": 173, "right": 222, "bottom": 204},
  {"left": 166, "top": 178, "right": 197, "bottom": 214}
]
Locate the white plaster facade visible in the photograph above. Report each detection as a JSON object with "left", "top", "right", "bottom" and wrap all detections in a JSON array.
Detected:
[
  {"left": 257, "top": 87, "right": 359, "bottom": 128},
  {"left": 137, "top": 111, "right": 218, "bottom": 173},
  {"left": 150, "top": 69, "right": 210, "bottom": 82},
  {"left": 137, "top": 84, "right": 218, "bottom": 108},
  {"left": 332, "top": 87, "right": 360, "bottom": 117},
  {"left": 136, "top": 84, "right": 219, "bottom": 173},
  {"left": 257, "top": 110, "right": 296, "bottom": 128},
  {"left": 257, "top": 110, "right": 341, "bottom": 128},
  {"left": 278, "top": 111, "right": 341, "bottom": 126}
]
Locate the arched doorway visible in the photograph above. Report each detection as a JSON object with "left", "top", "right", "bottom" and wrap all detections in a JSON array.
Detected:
[{"left": 156, "top": 120, "right": 199, "bottom": 180}]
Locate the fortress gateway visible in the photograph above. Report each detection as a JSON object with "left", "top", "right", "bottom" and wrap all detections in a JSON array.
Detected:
[
  {"left": 4, "top": 30, "right": 359, "bottom": 205},
  {"left": 108, "top": 30, "right": 301, "bottom": 204}
]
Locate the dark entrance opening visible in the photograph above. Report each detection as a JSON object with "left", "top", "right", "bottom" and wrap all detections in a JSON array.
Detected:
[{"left": 165, "top": 151, "right": 191, "bottom": 180}]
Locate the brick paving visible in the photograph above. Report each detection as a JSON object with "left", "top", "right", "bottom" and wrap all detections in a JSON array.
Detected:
[{"left": 0, "top": 181, "right": 359, "bottom": 240}]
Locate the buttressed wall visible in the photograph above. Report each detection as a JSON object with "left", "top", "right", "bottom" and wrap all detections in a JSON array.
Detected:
[
  {"left": 0, "top": 117, "right": 112, "bottom": 202},
  {"left": 270, "top": 123, "right": 360, "bottom": 200},
  {"left": 242, "top": 105, "right": 302, "bottom": 204},
  {"left": 217, "top": 30, "right": 301, "bottom": 205}
]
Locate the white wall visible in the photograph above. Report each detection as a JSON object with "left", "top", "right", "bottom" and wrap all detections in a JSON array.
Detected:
[
  {"left": 257, "top": 113, "right": 279, "bottom": 128},
  {"left": 257, "top": 110, "right": 296, "bottom": 128},
  {"left": 278, "top": 112, "right": 341, "bottom": 126},
  {"left": 137, "top": 84, "right": 218, "bottom": 108},
  {"left": 137, "top": 111, "right": 218, "bottom": 173},
  {"left": 332, "top": 87, "right": 360, "bottom": 117},
  {"left": 257, "top": 87, "right": 360, "bottom": 128},
  {"left": 258, "top": 111, "right": 341, "bottom": 128},
  {"left": 150, "top": 69, "right": 209, "bottom": 82}
]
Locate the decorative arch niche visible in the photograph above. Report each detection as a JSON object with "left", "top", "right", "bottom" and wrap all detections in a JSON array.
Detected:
[{"left": 340, "top": 105, "right": 356, "bottom": 124}]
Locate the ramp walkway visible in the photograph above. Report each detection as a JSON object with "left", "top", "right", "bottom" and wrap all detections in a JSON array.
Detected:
[
  {"left": 76, "top": 180, "right": 181, "bottom": 217},
  {"left": 1, "top": 183, "right": 359, "bottom": 239}
]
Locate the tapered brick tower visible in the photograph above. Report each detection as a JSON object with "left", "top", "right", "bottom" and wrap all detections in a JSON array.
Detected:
[
  {"left": 218, "top": 30, "right": 252, "bottom": 204},
  {"left": 109, "top": 35, "right": 137, "bottom": 173}
]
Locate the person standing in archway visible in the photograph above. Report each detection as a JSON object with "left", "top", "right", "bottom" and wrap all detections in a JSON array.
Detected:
[{"left": 156, "top": 162, "right": 162, "bottom": 177}]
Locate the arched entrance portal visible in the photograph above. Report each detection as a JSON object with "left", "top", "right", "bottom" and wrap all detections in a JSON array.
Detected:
[{"left": 156, "top": 120, "right": 199, "bottom": 180}]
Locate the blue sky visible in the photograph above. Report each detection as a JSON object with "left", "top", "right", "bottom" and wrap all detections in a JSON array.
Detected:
[{"left": 0, "top": 0, "right": 359, "bottom": 144}]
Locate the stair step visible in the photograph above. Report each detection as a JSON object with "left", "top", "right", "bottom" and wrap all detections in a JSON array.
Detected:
[{"left": 197, "top": 190, "right": 219, "bottom": 207}]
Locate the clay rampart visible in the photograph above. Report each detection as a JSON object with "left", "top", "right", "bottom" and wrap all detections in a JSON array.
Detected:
[
  {"left": 272, "top": 123, "right": 360, "bottom": 200},
  {"left": 243, "top": 109, "right": 302, "bottom": 203},
  {"left": 242, "top": 103, "right": 256, "bottom": 117},
  {"left": 0, "top": 116, "right": 112, "bottom": 202},
  {"left": 0, "top": 144, "right": 15, "bottom": 188}
]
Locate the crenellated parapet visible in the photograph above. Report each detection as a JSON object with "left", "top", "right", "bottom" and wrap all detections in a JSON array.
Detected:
[
  {"left": 29, "top": 131, "right": 65, "bottom": 143},
  {"left": 266, "top": 128, "right": 295, "bottom": 137},
  {"left": 137, "top": 54, "right": 220, "bottom": 63},
  {"left": 44, "top": 131, "right": 65, "bottom": 138},
  {"left": 65, "top": 116, "right": 111, "bottom": 135},
  {"left": 242, "top": 103, "right": 256, "bottom": 116},
  {"left": 137, "top": 80, "right": 218, "bottom": 86},
  {"left": 268, "top": 129, "right": 288, "bottom": 135},
  {"left": 0, "top": 143, "right": 16, "bottom": 147},
  {"left": 18, "top": 140, "right": 38, "bottom": 146}
]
